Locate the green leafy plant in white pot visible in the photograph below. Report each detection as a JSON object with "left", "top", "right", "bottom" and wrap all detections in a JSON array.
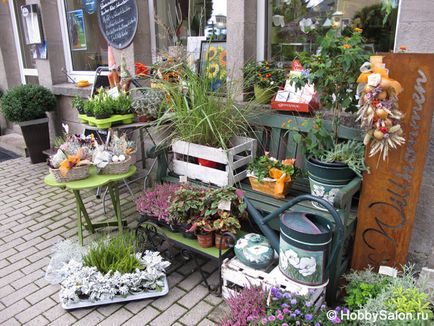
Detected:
[
  {"left": 1, "top": 85, "right": 56, "bottom": 163},
  {"left": 156, "top": 65, "right": 258, "bottom": 186}
]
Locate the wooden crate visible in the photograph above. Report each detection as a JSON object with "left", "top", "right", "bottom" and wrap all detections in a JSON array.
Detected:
[
  {"left": 222, "top": 257, "right": 325, "bottom": 309},
  {"left": 172, "top": 136, "right": 257, "bottom": 187}
]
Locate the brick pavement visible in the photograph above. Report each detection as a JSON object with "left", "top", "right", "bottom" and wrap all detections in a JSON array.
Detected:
[{"left": 0, "top": 158, "right": 227, "bottom": 326}]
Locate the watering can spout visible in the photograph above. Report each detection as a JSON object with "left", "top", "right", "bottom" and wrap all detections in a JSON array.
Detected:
[{"left": 244, "top": 198, "right": 280, "bottom": 251}]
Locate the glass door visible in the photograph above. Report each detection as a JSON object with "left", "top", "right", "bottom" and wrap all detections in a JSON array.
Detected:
[{"left": 9, "top": 0, "right": 39, "bottom": 84}]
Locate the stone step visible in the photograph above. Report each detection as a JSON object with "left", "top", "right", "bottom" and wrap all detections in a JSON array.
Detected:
[{"left": 0, "top": 133, "right": 27, "bottom": 157}]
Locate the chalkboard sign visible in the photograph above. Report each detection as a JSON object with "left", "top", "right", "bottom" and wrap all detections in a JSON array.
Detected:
[{"left": 97, "top": 0, "right": 138, "bottom": 49}]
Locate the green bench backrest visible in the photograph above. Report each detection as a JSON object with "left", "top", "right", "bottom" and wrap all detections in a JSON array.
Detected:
[{"left": 249, "top": 112, "right": 362, "bottom": 161}]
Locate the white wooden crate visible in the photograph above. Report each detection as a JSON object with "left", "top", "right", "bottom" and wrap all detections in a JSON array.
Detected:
[
  {"left": 222, "top": 257, "right": 325, "bottom": 309},
  {"left": 172, "top": 136, "right": 257, "bottom": 186}
]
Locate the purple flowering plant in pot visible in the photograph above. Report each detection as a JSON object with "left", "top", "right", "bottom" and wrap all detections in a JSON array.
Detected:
[
  {"left": 136, "top": 183, "right": 183, "bottom": 226},
  {"left": 220, "top": 285, "right": 268, "bottom": 326},
  {"left": 260, "top": 287, "right": 350, "bottom": 326}
]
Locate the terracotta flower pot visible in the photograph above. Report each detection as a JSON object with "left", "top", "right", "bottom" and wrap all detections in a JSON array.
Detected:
[
  {"left": 197, "top": 232, "right": 214, "bottom": 248},
  {"left": 215, "top": 233, "right": 229, "bottom": 250}
]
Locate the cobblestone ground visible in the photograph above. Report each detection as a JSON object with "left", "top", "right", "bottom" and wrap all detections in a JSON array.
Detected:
[{"left": 0, "top": 158, "right": 227, "bottom": 326}]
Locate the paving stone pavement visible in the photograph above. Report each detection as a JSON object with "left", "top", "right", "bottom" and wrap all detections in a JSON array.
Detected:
[{"left": 0, "top": 158, "right": 227, "bottom": 326}]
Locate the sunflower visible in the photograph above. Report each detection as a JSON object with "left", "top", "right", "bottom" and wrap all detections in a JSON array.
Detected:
[
  {"left": 207, "top": 63, "right": 220, "bottom": 79},
  {"left": 206, "top": 47, "right": 218, "bottom": 61},
  {"left": 219, "top": 50, "right": 227, "bottom": 66}
]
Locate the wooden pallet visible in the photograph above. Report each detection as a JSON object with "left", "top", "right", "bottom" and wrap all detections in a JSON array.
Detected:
[{"left": 221, "top": 257, "right": 325, "bottom": 309}]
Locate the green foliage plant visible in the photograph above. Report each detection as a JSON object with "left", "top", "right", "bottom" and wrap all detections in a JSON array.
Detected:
[
  {"left": 248, "top": 154, "right": 297, "bottom": 182},
  {"left": 156, "top": 64, "right": 256, "bottom": 149},
  {"left": 1, "top": 84, "right": 56, "bottom": 122},
  {"left": 72, "top": 96, "right": 85, "bottom": 114},
  {"left": 243, "top": 60, "right": 286, "bottom": 92},
  {"left": 83, "top": 232, "right": 143, "bottom": 275},
  {"left": 291, "top": 28, "right": 368, "bottom": 143},
  {"left": 386, "top": 286, "right": 433, "bottom": 318}
]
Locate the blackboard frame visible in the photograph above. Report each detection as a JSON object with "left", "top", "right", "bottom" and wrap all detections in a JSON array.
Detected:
[{"left": 97, "top": 0, "right": 139, "bottom": 50}]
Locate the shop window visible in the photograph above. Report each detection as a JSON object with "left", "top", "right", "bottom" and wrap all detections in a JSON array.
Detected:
[
  {"left": 269, "top": 0, "right": 398, "bottom": 61},
  {"left": 62, "top": 0, "right": 108, "bottom": 71},
  {"left": 153, "top": 0, "right": 227, "bottom": 52}
]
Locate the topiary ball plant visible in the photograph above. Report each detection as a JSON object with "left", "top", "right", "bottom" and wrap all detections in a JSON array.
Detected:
[{"left": 1, "top": 84, "right": 56, "bottom": 122}]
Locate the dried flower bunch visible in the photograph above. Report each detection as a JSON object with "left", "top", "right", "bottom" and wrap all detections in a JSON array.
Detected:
[{"left": 357, "top": 57, "right": 405, "bottom": 160}]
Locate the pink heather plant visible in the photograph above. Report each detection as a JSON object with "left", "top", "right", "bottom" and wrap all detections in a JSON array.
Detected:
[
  {"left": 219, "top": 285, "right": 267, "bottom": 326},
  {"left": 136, "top": 184, "right": 182, "bottom": 223}
]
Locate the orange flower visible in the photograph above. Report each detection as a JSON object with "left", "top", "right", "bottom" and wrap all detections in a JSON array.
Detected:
[
  {"left": 399, "top": 45, "right": 407, "bottom": 52},
  {"left": 59, "top": 150, "right": 83, "bottom": 177},
  {"left": 354, "top": 27, "right": 363, "bottom": 33},
  {"left": 343, "top": 44, "right": 352, "bottom": 49},
  {"left": 219, "top": 50, "right": 227, "bottom": 66},
  {"left": 282, "top": 158, "right": 296, "bottom": 166}
]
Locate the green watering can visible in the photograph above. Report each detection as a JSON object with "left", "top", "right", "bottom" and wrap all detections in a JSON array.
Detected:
[{"left": 244, "top": 194, "right": 344, "bottom": 288}]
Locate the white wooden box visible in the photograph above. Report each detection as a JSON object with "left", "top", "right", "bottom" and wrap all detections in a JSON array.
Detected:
[
  {"left": 221, "top": 257, "right": 325, "bottom": 309},
  {"left": 172, "top": 136, "right": 257, "bottom": 186}
]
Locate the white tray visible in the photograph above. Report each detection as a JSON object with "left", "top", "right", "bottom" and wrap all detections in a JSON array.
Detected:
[{"left": 61, "top": 276, "right": 169, "bottom": 309}]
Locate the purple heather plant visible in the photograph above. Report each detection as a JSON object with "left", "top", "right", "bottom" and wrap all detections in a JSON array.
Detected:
[
  {"left": 136, "top": 184, "right": 183, "bottom": 223},
  {"left": 219, "top": 285, "right": 267, "bottom": 326}
]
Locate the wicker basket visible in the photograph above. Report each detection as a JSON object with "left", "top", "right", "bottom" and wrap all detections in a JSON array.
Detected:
[
  {"left": 50, "top": 165, "right": 90, "bottom": 183},
  {"left": 101, "top": 156, "right": 132, "bottom": 175}
]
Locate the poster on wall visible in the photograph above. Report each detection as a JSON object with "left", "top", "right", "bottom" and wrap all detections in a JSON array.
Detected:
[
  {"left": 21, "top": 5, "right": 44, "bottom": 45},
  {"left": 67, "top": 10, "right": 87, "bottom": 51},
  {"left": 199, "top": 41, "right": 227, "bottom": 91},
  {"left": 82, "top": 0, "right": 97, "bottom": 14}
]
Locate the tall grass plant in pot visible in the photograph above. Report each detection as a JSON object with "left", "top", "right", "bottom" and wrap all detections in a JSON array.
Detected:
[
  {"left": 1, "top": 85, "right": 56, "bottom": 163},
  {"left": 156, "top": 64, "right": 258, "bottom": 186}
]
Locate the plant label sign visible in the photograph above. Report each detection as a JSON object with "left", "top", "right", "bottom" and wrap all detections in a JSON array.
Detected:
[
  {"left": 98, "top": 0, "right": 138, "bottom": 49},
  {"left": 352, "top": 54, "right": 434, "bottom": 270}
]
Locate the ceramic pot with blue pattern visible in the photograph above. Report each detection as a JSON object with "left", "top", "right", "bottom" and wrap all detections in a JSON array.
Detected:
[{"left": 235, "top": 233, "right": 274, "bottom": 269}]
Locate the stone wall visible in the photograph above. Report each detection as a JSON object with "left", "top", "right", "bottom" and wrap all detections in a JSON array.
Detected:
[{"left": 394, "top": 0, "right": 434, "bottom": 268}]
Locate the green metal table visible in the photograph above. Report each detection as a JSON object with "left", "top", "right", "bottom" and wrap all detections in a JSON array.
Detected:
[{"left": 44, "top": 165, "right": 136, "bottom": 245}]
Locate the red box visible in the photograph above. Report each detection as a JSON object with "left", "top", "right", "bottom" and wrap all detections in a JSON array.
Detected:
[{"left": 271, "top": 94, "right": 319, "bottom": 113}]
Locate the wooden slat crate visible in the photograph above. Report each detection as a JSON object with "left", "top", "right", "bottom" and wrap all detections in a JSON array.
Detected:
[
  {"left": 172, "top": 136, "right": 257, "bottom": 186},
  {"left": 221, "top": 257, "right": 325, "bottom": 309}
]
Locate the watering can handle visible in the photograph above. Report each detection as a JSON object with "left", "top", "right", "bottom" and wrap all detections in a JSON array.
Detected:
[{"left": 252, "top": 194, "right": 344, "bottom": 276}]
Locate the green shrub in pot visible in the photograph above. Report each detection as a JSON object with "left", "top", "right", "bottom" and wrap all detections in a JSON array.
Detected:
[
  {"left": 1, "top": 84, "right": 56, "bottom": 163},
  {"left": 93, "top": 100, "right": 113, "bottom": 119},
  {"left": 72, "top": 96, "right": 85, "bottom": 115},
  {"left": 1, "top": 84, "right": 56, "bottom": 122}
]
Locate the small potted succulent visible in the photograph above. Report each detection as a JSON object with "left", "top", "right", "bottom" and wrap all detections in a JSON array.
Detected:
[
  {"left": 1, "top": 84, "right": 56, "bottom": 163},
  {"left": 248, "top": 154, "right": 297, "bottom": 199},
  {"left": 212, "top": 212, "right": 241, "bottom": 250},
  {"left": 131, "top": 88, "right": 165, "bottom": 122}
]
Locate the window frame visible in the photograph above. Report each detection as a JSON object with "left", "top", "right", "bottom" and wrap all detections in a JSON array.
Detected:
[
  {"left": 257, "top": 0, "right": 403, "bottom": 61},
  {"left": 57, "top": 0, "right": 107, "bottom": 83}
]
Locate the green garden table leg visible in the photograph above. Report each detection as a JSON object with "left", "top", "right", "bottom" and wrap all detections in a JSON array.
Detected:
[
  {"left": 73, "top": 190, "right": 95, "bottom": 234},
  {"left": 108, "top": 183, "right": 124, "bottom": 233},
  {"left": 74, "top": 191, "right": 84, "bottom": 246}
]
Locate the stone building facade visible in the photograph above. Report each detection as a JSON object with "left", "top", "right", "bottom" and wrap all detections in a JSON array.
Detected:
[{"left": 0, "top": 0, "right": 433, "bottom": 268}]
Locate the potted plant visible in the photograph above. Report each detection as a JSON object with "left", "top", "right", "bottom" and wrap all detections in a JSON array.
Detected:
[
  {"left": 212, "top": 212, "right": 241, "bottom": 250},
  {"left": 83, "top": 98, "right": 95, "bottom": 117},
  {"left": 156, "top": 65, "right": 257, "bottom": 186},
  {"left": 248, "top": 154, "right": 297, "bottom": 199},
  {"left": 288, "top": 28, "right": 369, "bottom": 206},
  {"left": 47, "top": 233, "right": 170, "bottom": 308},
  {"left": 187, "top": 217, "right": 214, "bottom": 248},
  {"left": 1, "top": 85, "right": 56, "bottom": 163},
  {"left": 131, "top": 88, "right": 165, "bottom": 122},
  {"left": 243, "top": 61, "right": 286, "bottom": 104},
  {"left": 93, "top": 99, "right": 113, "bottom": 120},
  {"left": 72, "top": 96, "right": 85, "bottom": 115},
  {"left": 136, "top": 183, "right": 183, "bottom": 227},
  {"left": 113, "top": 92, "right": 133, "bottom": 115},
  {"left": 167, "top": 186, "right": 207, "bottom": 235}
]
